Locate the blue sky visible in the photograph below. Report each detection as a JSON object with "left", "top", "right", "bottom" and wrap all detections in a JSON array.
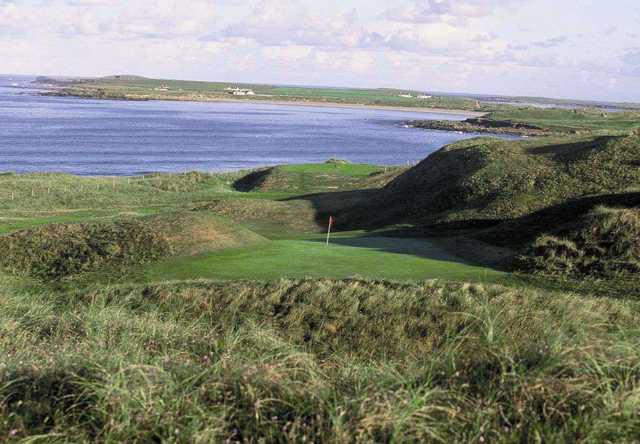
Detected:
[{"left": 1, "top": 0, "right": 639, "bottom": 102}]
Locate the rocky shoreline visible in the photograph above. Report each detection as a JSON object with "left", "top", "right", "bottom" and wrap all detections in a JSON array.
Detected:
[{"left": 407, "top": 117, "right": 553, "bottom": 137}]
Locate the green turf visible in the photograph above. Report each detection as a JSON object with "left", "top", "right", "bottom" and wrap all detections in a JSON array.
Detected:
[
  {"left": 143, "top": 234, "right": 502, "bottom": 282},
  {"left": 488, "top": 107, "right": 640, "bottom": 135},
  {"left": 277, "top": 163, "right": 383, "bottom": 177}
]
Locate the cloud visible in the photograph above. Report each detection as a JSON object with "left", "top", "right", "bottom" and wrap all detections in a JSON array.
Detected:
[
  {"left": 531, "top": 36, "right": 568, "bottom": 49},
  {"left": 1, "top": 0, "right": 639, "bottom": 102},
  {"left": 215, "top": 0, "right": 360, "bottom": 48},
  {"left": 621, "top": 47, "right": 640, "bottom": 77},
  {"left": 0, "top": 0, "right": 219, "bottom": 38},
  {"left": 0, "top": 2, "right": 30, "bottom": 34},
  {"left": 381, "top": 0, "right": 520, "bottom": 24}
]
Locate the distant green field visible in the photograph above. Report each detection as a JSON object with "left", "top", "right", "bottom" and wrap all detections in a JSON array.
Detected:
[
  {"left": 47, "top": 75, "right": 488, "bottom": 111},
  {"left": 488, "top": 108, "right": 640, "bottom": 134},
  {"left": 143, "top": 234, "right": 502, "bottom": 283}
]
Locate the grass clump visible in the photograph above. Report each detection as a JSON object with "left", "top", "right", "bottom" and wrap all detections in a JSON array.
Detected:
[
  {"left": 0, "top": 219, "right": 170, "bottom": 280},
  {"left": 518, "top": 207, "right": 640, "bottom": 277},
  {"left": 1, "top": 278, "right": 640, "bottom": 442},
  {"left": 0, "top": 212, "right": 266, "bottom": 280}
]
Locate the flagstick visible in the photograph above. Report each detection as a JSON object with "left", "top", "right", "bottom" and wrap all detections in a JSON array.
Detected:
[{"left": 326, "top": 216, "right": 333, "bottom": 246}]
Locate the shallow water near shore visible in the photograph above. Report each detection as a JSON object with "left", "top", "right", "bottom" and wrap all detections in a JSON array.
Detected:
[{"left": 2, "top": 75, "right": 495, "bottom": 176}]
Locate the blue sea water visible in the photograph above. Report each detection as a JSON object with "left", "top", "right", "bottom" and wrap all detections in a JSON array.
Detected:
[{"left": 0, "top": 75, "right": 494, "bottom": 176}]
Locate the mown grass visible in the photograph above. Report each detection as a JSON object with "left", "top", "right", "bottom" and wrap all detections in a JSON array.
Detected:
[
  {"left": 141, "top": 234, "right": 502, "bottom": 283},
  {"left": 1, "top": 278, "right": 639, "bottom": 442},
  {"left": 277, "top": 162, "right": 384, "bottom": 177}
]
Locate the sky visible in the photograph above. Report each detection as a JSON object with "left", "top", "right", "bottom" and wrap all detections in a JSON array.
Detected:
[{"left": 1, "top": 0, "right": 640, "bottom": 102}]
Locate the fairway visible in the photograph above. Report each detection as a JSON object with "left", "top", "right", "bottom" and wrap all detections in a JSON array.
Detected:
[{"left": 144, "top": 234, "right": 503, "bottom": 282}]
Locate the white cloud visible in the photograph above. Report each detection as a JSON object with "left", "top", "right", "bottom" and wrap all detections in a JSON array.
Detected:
[
  {"left": 1, "top": 0, "right": 639, "bottom": 101},
  {"left": 0, "top": 0, "right": 219, "bottom": 38},
  {"left": 382, "top": 0, "right": 521, "bottom": 24},
  {"left": 218, "top": 0, "right": 361, "bottom": 49}
]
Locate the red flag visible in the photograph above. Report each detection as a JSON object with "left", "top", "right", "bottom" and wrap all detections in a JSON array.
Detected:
[{"left": 329, "top": 216, "right": 334, "bottom": 227}]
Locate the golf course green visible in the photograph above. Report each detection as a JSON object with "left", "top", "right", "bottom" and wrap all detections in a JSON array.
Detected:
[{"left": 143, "top": 234, "right": 503, "bottom": 282}]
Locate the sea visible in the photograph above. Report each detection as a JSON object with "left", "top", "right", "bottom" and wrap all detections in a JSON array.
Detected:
[{"left": 1, "top": 75, "right": 500, "bottom": 176}]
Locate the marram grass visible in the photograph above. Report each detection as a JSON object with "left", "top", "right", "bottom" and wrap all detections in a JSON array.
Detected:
[{"left": 1, "top": 278, "right": 639, "bottom": 442}]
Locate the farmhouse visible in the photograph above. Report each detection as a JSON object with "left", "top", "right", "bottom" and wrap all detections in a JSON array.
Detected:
[{"left": 225, "top": 87, "right": 256, "bottom": 96}]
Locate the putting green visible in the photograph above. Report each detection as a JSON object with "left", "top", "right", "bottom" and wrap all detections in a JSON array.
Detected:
[{"left": 144, "top": 235, "right": 503, "bottom": 282}]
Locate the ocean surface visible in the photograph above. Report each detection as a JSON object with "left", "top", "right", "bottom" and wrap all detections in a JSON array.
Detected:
[{"left": 1, "top": 75, "right": 497, "bottom": 176}]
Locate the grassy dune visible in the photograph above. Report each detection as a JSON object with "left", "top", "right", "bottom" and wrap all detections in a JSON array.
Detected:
[
  {"left": 0, "top": 212, "right": 267, "bottom": 280},
  {"left": 339, "top": 133, "right": 640, "bottom": 230},
  {"left": 1, "top": 278, "right": 640, "bottom": 442},
  {"left": 0, "top": 166, "right": 496, "bottom": 286}
]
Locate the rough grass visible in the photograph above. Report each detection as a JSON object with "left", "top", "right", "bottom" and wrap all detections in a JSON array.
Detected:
[
  {"left": 517, "top": 206, "right": 640, "bottom": 277},
  {"left": 1, "top": 278, "right": 640, "bottom": 442},
  {"left": 196, "top": 198, "right": 321, "bottom": 237},
  {"left": 339, "top": 133, "right": 640, "bottom": 229},
  {"left": 0, "top": 212, "right": 267, "bottom": 280}
]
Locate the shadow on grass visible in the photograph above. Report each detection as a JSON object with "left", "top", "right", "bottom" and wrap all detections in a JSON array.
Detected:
[{"left": 305, "top": 234, "right": 488, "bottom": 269}]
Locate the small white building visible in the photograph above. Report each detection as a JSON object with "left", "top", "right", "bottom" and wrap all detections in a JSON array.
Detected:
[
  {"left": 398, "top": 94, "right": 413, "bottom": 98},
  {"left": 417, "top": 94, "right": 432, "bottom": 99},
  {"left": 225, "top": 87, "right": 255, "bottom": 96}
]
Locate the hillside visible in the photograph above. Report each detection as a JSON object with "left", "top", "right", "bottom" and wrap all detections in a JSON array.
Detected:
[{"left": 338, "top": 133, "right": 640, "bottom": 230}]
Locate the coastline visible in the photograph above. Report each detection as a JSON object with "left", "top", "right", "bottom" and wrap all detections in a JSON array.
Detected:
[
  {"left": 407, "top": 118, "right": 551, "bottom": 137},
  {"left": 199, "top": 97, "right": 487, "bottom": 117},
  {"left": 42, "top": 88, "right": 486, "bottom": 118}
]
